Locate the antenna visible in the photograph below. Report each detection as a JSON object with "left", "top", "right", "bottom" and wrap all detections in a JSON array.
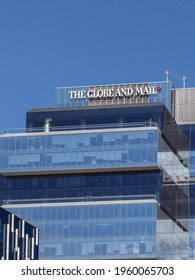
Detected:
[
  {"left": 165, "top": 69, "right": 173, "bottom": 82},
  {"left": 175, "top": 74, "right": 188, "bottom": 88}
]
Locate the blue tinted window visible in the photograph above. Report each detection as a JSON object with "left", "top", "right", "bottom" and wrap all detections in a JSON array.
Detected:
[{"left": 0, "top": 129, "right": 159, "bottom": 173}]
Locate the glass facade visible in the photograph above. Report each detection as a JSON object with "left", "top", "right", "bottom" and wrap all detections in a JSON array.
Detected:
[
  {"left": 0, "top": 207, "right": 39, "bottom": 260},
  {"left": 156, "top": 206, "right": 188, "bottom": 260},
  {"left": 5, "top": 199, "right": 188, "bottom": 260},
  {"left": 26, "top": 103, "right": 166, "bottom": 131},
  {"left": 180, "top": 124, "right": 195, "bottom": 258},
  {"left": 0, "top": 224, "right": 3, "bottom": 258},
  {"left": 0, "top": 127, "right": 188, "bottom": 184},
  {"left": 0, "top": 171, "right": 163, "bottom": 202},
  {"left": 0, "top": 80, "right": 191, "bottom": 260},
  {"left": 0, "top": 128, "right": 159, "bottom": 173}
]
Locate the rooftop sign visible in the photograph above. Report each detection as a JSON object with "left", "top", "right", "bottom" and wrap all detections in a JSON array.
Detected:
[
  {"left": 55, "top": 81, "right": 172, "bottom": 112},
  {"left": 69, "top": 85, "right": 161, "bottom": 100}
]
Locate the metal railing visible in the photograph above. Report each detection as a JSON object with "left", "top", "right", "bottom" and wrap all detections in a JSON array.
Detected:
[
  {"left": 3, "top": 194, "right": 157, "bottom": 206},
  {"left": 4, "top": 121, "right": 158, "bottom": 134}
]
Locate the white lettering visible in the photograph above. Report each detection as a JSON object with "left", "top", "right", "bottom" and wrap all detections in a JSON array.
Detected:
[
  {"left": 115, "top": 88, "right": 121, "bottom": 98},
  {"left": 149, "top": 86, "right": 157, "bottom": 95},
  {"left": 69, "top": 85, "right": 158, "bottom": 101},
  {"left": 80, "top": 90, "right": 86, "bottom": 99},
  {"left": 144, "top": 87, "right": 149, "bottom": 95},
  {"left": 135, "top": 87, "right": 144, "bottom": 97},
  {"left": 69, "top": 91, "right": 74, "bottom": 99},
  {"left": 107, "top": 88, "right": 114, "bottom": 98},
  {"left": 120, "top": 88, "right": 127, "bottom": 96},
  {"left": 87, "top": 90, "right": 95, "bottom": 100},
  {"left": 68, "top": 90, "right": 86, "bottom": 99},
  {"left": 125, "top": 87, "right": 133, "bottom": 97},
  {"left": 96, "top": 89, "right": 104, "bottom": 99}
]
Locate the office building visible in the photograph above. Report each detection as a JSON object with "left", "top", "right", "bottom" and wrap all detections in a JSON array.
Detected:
[
  {"left": 0, "top": 206, "right": 39, "bottom": 260},
  {"left": 0, "top": 80, "right": 193, "bottom": 259}
]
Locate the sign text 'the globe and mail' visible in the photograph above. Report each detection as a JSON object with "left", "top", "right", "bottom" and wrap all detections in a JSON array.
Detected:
[{"left": 68, "top": 86, "right": 161, "bottom": 101}]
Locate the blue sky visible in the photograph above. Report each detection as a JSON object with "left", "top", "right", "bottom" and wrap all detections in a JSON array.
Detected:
[{"left": 0, "top": 0, "right": 195, "bottom": 133}]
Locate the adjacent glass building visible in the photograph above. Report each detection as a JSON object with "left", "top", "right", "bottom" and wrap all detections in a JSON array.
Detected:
[
  {"left": 0, "top": 207, "right": 39, "bottom": 260},
  {"left": 0, "top": 80, "right": 193, "bottom": 259}
]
